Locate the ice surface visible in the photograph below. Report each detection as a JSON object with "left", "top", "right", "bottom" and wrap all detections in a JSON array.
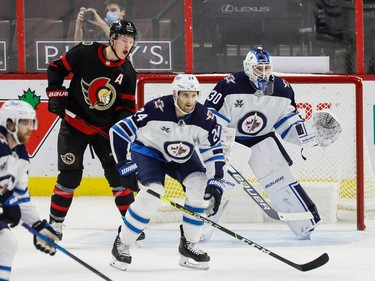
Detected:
[{"left": 8, "top": 197, "right": 375, "bottom": 281}]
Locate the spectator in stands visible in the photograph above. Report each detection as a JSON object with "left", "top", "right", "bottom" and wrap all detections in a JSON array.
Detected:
[{"left": 74, "top": 0, "right": 126, "bottom": 41}]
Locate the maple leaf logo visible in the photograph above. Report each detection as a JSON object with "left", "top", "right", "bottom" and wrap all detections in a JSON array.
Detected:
[{"left": 18, "top": 88, "right": 41, "bottom": 109}]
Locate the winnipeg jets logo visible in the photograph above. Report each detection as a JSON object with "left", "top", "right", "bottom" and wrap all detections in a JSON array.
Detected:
[
  {"left": 171, "top": 143, "right": 187, "bottom": 156},
  {"left": 224, "top": 74, "right": 236, "bottom": 84},
  {"left": 164, "top": 141, "right": 193, "bottom": 160},
  {"left": 206, "top": 110, "right": 215, "bottom": 120},
  {"left": 0, "top": 134, "right": 6, "bottom": 144},
  {"left": 234, "top": 99, "right": 244, "bottom": 107},
  {"left": 238, "top": 111, "right": 267, "bottom": 135},
  {"left": 81, "top": 78, "right": 116, "bottom": 110},
  {"left": 154, "top": 99, "right": 164, "bottom": 111},
  {"left": 282, "top": 79, "right": 290, "bottom": 88},
  {"left": 161, "top": 126, "right": 171, "bottom": 133}
]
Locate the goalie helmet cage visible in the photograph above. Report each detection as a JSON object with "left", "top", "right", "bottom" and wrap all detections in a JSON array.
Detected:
[{"left": 137, "top": 74, "right": 368, "bottom": 231}]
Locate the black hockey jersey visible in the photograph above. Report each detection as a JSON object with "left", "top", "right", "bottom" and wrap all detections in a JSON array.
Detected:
[{"left": 47, "top": 42, "right": 137, "bottom": 132}]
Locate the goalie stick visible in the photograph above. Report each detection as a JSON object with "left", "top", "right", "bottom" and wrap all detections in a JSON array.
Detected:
[
  {"left": 144, "top": 188, "right": 329, "bottom": 272},
  {"left": 227, "top": 164, "right": 314, "bottom": 221},
  {"left": 65, "top": 110, "right": 313, "bottom": 222},
  {"left": 22, "top": 223, "right": 113, "bottom": 281}
]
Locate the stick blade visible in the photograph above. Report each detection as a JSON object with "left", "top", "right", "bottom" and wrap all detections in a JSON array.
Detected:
[{"left": 299, "top": 253, "right": 329, "bottom": 272}]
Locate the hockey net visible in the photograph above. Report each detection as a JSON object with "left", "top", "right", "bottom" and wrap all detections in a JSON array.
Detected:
[{"left": 137, "top": 74, "right": 374, "bottom": 230}]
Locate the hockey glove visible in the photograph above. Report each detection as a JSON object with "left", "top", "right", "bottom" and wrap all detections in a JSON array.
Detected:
[
  {"left": 46, "top": 86, "right": 68, "bottom": 118},
  {"left": 116, "top": 160, "right": 139, "bottom": 192},
  {"left": 1, "top": 192, "right": 21, "bottom": 228},
  {"left": 32, "top": 219, "right": 59, "bottom": 256},
  {"left": 204, "top": 179, "right": 224, "bottom": 217}
]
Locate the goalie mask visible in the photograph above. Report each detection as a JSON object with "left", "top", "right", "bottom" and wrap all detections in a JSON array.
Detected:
[
  {"left": 0, "top": 100, "right": 37, "bottom": 144},
  {"left": 172, "top": 74, "right": 200, "bottom": 115},
  {"left": 243, "top": 47, "right": 273, "bottom": 94}
]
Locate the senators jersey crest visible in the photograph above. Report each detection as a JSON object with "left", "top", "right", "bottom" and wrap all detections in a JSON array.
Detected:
[{"left": 81, "top": 77, "right": 116, "bottom": 110}]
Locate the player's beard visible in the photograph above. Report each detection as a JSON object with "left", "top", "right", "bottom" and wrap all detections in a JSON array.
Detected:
[{"left": 17, "top": 131, "right": 31, "bottom": 144}]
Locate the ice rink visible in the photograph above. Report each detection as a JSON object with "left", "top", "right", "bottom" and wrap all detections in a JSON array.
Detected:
[{"left": 8, "top": 197, "right": 375, "bottom": 281}]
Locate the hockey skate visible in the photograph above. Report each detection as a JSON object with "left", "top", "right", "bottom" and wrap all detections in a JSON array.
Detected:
[
  {"left": 134, "top": 230, "right": 145, "bottom": 247},
  {"left": 178, "top": 225, "right": 210, "bottom": 270},
  {"left": 110, "top": 226, "right": 131, "bottom": 271},
  {"left": 49, "top": 220, "right": 64, "bottom": 241}
]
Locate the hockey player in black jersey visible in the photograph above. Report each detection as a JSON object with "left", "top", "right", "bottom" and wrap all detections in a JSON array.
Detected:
[{"left": 46, "top": 19, "right": 142, "bottom": 240}]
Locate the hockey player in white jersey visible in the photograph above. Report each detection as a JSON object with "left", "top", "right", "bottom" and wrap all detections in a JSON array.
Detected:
[
  {"left": 203, "top": 47, "right": 341, "bottom": 240},
  {"left": 0, "top": 100, "right": 59, "bottom": 281},
  {"left": 109, "top": 74, "right": 226, "bottom": 270}
]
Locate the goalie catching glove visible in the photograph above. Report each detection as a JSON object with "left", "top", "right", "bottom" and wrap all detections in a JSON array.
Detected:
[
  {"left": 312, "top": 110, "right": 342, "bottom": 147},
  {"left": 116, "top": 160, "right": 139, "bottom": 191},
  {"left": 204, "top": 179, "right": 225, "bottom": 216},
  {"left": 32, "top": 219, "right": 59, "bottom": 256},
  {"left": 46, "top": 86, "right": 68, "bottom": 118}
]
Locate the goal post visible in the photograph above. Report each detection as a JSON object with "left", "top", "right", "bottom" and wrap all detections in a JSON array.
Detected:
[{"left": 137, "top": 74, "right": 367, "bottom": 230}]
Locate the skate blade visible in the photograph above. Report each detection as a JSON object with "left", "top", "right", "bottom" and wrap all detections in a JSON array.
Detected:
[
  {"left": 110, "top": 257, "right": 129, "bottom": 271},
  {"left": 179, "top": 256, "right": 209, "bottom": 270}
]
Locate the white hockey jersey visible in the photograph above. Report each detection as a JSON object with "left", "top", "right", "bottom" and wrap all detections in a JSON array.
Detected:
[
  {"left": 204, "top": 72, "right": 306, "bottom": 146},
  {"left": 0, "top": 127, "right": 40, "bottom": 227},
  {"left": 110, "top": 95, "right": 225, "bottom": 179}
]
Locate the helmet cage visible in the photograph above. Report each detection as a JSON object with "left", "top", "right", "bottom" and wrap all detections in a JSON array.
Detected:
[{"left": 243, "top": 47, "right": 272, "bottom": 89}]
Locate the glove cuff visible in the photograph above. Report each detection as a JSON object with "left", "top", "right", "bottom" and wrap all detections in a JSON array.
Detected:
[
  {"left": 116, "top": 161, "right": 137, "bottom": 176},
  {"left": 32, "top": 219, "right": 47, "bottom": 231},
  {"left": 207, "top": 178, "right": 225, "bottom": 193},
  {"left": 3, "top": 193, "right": 19, "bottom": 206},
  {"left": 47, "top": 89, "right": 68, "bottom": 98}
]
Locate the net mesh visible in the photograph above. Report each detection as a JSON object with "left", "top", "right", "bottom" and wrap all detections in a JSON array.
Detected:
[{"left": 140, "top": 75, "right": 375, "bottom": 227}]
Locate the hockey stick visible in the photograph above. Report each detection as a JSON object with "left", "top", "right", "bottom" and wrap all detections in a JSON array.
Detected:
[
  {"left": 65, "top": 109, "right": 110, "bottom": 139},
  {"left": 64, "top": 109, "right": 328, "bottom": 270},
  {"left": 64, "top": 110, "right": 313, "bottom": 222},
  {"left": 22, "top": 223, "right": 113, "bottom": 281},
  {"left": 144, "top": 188, "right": 328, "bottom": 272},
  {"left": 227, "top": 164, "right": 314, "bottom": 221}
]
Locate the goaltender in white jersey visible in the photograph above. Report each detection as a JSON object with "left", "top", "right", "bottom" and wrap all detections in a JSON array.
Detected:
[
  {"left": 109, "top": 74, "right": 226, "bottom": 270},
  {"left": 203, "top": 47, "right": 341, "bottom": 240}
]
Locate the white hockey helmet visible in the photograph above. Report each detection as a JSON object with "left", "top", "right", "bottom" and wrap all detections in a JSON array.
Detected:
[
  {"left": 0, "top": 100, "right": 37, "bottom": 144},
  {"left": 172, "top": 74, "right": 200, "bottom": 114},
  {"left": 243, "top": 47, "right": 273, "bottom": 90}
]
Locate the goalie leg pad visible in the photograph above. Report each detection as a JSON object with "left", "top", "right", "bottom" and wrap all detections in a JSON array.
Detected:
[
  {"left": 120, "top": 182, "right": 164, "bottom": 245},
  {"left": 249, "top": 137, "right": 321, "bottom": 238}
]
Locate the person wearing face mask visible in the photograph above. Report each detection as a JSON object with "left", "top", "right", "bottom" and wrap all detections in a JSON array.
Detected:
[
  {"left": 46, "top": 20, "right": 144, "bottom": 242},
  {"left": 74, "top": 0, "right": 126, "bottom": 42}
]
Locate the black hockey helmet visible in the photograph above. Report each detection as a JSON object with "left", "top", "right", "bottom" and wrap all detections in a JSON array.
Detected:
[{"left": 109, "top": 19, "right": 137, "bottom": 39}]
